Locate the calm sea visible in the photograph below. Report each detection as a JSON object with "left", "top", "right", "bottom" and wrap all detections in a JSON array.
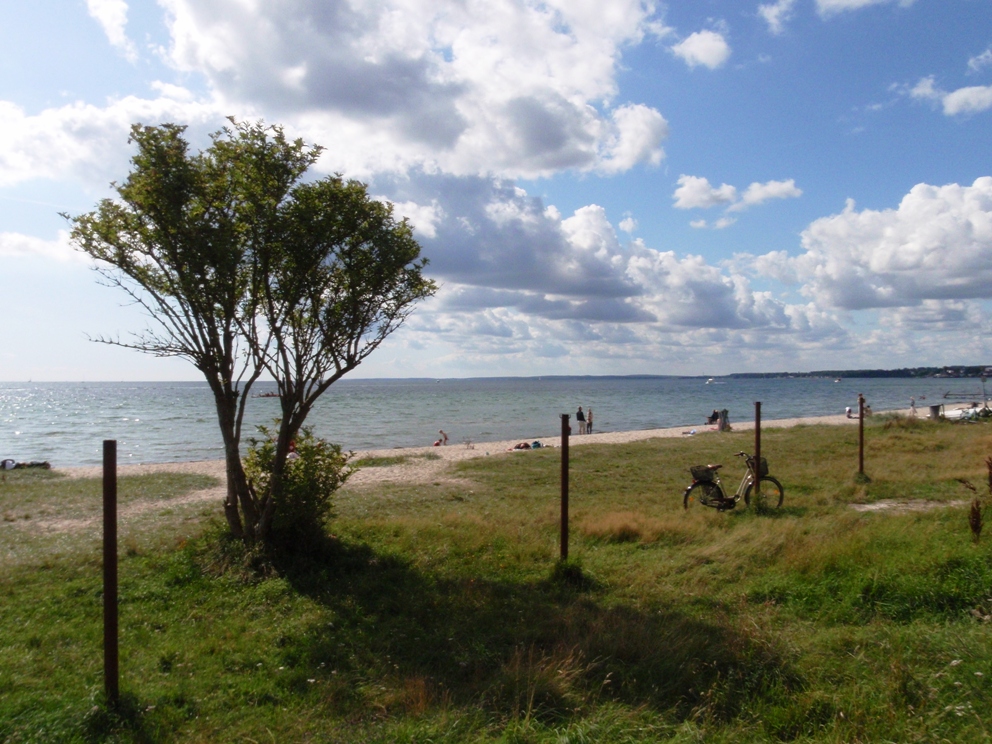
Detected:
[{"left": 1, "top": 376, "right": 986, "bottom": 467}]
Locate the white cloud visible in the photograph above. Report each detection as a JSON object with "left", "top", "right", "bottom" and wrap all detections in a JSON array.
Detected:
[
  {"left": 159, "top": 0, "right": 669, "bottom": 179},
  {"left": 758, "top": 0, "right": 796, "bottom": 35},
  {"left": 908, "top": 75, "right": 992, "bottom": 116},
  {"left": 619, "top": 215, "right": 637, "bottom": 233},
  {"left": 783, "top": 178, "right": 992, "bottom": 310},
  {"left": 750, "top": 250, "right": 799, "bottom": 284},
  {"left": 942, "top": 86, "right": 992, "bottom": 116},
  {"left": 86, "top": 0, "right": 138, "bottom": 62},
  {"left": 0, "top": 94, "right": 222, "bottom": 189},
  {"left": 968, "top": 48, "right": 992, "bottom": 74},
  {"left": 383, "top": 172, "right": 833, "bottom": 341},
  {"left": 0, "top": 231, "right": 86, "bottom": 263},
  {"left": 626, "top": 250, "right": 791, "bottom": 329},
  {"left": 674, "top": 175, "right": 801, "bottom": 217},
  {"left": 816, "top": 0, "right": 916, "bottom": 16},
  {"left": 673, "top": 175, "right": 737, "bottom": 209},
  {"left": 388, "top": 199, "right": 445, "bottom": 239},
  {"left": 728, "top": 178, "right": 803, "bottom": 211},
  {"left": 597, "top": 104, "right": 668, "bottom": 174},
  {"left": 670, "top": 30, "right": 731, "bottom": 70},
  {"left": 713, "top": 216, "right": 737, "bottom": 229}
]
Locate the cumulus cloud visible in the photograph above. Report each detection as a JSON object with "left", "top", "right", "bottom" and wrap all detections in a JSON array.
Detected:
[
  {"left": 942, "top": 86, "right": 992, "bottom": 116},
  {"left": 619, "top": 215, "right": 637, "bottom": 233},
  {"left": 86, "top": 0, "right": 138, "bottom": 61},
  {"left": 671, "top": 30, "right": 731, "bottom": 69},
  {"left": 909, "top": 75, "right": 992, "bottom": 116},
  {"left": 626, "top": 250, "right": 791, "bottom": 329},
  {"left": 374, "top": 171, "right": 835, "bottom": 350},
  {"left": 816, "top": 0, "right": 916, "bottom": 16},
  {"left": 673, "top": 175, "right": 801, "bottom": 219},
  {"left": 673, "top": 175, "right": 737, "bottom": 209},
  {"left": 158, "top": 0, "right": 669, "bottom": 179},
  {"left": 0, "top": 93, "right": 221, "bottom": 189},
  {"left": 387, "top": 199, "right": 445, "bottom": 239},
  {"left": 782, "top": 178, "right": 992, "bottom": 310},
  {"left": 728, "top": 179, "right": 803, "bottom": 211},
  {"left": 597, "top": 104, "right": 668, "bottom": 174},
  {"left": 758, "top": 0, "right": 796, "bottom": 35},
  {"left": 383, "top": 174, "right": 640, "bottom": 307}
]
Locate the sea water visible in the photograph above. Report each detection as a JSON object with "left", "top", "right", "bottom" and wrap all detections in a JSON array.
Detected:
[{"left": 0, "top": 376, "right": 986, "bottom": 466}]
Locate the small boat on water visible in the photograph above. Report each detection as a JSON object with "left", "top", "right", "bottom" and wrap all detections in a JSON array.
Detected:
[
  {"left": 252, "top": 391, "right": 279, "bottom": 398},
  {"left": 705, "top": 377, "right": 714, "bottom": 384}
]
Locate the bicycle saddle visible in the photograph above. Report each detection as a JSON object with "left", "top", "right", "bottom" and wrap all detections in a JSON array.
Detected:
[{"left": 708, "top": 464, "right": 722, "bottom": 470}]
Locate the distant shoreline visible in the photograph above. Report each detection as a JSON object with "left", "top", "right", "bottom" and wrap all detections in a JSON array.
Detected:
[{"left": 4, "top": 365, "right": 991, "bottom": 384}]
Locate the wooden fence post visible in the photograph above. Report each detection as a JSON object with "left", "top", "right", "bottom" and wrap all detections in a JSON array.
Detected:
[
  {"left": 754, "top": 401, "right": 761, "bottom": 499},
  {"left": 560, "top": 414, "right": 570, "bottom": 562},
  {"left": 858, "top": 394, "right": 865, "bottom": 477},
  {"left": 103, "top": 440, "right": 119, "bottom": 707}
]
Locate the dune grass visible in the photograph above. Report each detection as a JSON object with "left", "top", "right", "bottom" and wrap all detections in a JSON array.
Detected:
[{"left": 2, "top": 416, "right": 992, "bottom": 742}]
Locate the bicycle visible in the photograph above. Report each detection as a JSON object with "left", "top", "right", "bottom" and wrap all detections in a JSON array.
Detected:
[{"left": 683, "top": 451, "right": 784, "bottom": 511}]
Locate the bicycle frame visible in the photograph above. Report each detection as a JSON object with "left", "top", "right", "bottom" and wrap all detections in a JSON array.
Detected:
[
  {"left": 684, "top": 450, "right": 779, "bottom": 511},
  {"left": 707, "top": 460, "right": 754, "bottom": 505}
]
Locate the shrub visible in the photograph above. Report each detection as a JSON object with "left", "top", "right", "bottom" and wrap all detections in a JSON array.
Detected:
[{"left": 244, "top": 426, "right": 353, "bottom": 553}]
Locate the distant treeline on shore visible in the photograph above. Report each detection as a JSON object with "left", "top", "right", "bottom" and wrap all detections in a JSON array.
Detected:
[{"left": 728, "top": 365, "right": 992, "bottom": 380}]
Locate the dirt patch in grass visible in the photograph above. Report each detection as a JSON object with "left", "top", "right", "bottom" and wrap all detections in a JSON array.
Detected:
[{"left": 850, "top": 499, "right": 969, "bottom": 513}]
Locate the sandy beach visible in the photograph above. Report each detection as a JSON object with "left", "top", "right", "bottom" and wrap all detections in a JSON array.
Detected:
[{"left": 55, "top": 410, "right": 870, "bottom": 489}]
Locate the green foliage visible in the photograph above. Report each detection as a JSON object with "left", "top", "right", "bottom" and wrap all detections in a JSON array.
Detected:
[{"left": 244, "top": 426, "right": 353, "bottom": 553}]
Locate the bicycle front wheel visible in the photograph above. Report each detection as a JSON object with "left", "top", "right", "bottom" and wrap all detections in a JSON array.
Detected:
[
  {"left": 744, "top": 476, "right": 784, "bottom": 509},
  {"left": 684, "top": 481, "right": 722, "bottom": 510}
]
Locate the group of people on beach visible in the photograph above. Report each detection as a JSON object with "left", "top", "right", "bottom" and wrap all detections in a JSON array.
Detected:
[
  {"left": 705, "top": 409, "right": 732, "bottom": 432},
  {"left": 433, "top": 406, "right": 598, "bottom": 448},
  {"left": 575, "top": 406, "right": 593, "bottom": 434}
]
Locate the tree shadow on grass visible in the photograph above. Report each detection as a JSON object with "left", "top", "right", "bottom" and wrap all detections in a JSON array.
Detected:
[{"left": 273, "top": 538, "right": 802, "bottom": 724}]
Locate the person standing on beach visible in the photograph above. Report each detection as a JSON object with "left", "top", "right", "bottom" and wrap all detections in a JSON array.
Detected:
[
  {"left": 587, "top": 408, "right": 593, "bottom": 434},
  {"left": 438, "top": 429, "right": 448, "bottom": 445},
  {"left": 910, "top": 397, "right": 917, "bottom": 417},
  {"left": 576, "top": 406, "right": 586, "bottom": 434}
]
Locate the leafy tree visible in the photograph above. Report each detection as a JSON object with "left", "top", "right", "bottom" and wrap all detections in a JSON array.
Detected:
[
  {"left": 68, "top": 121, "right": 435, "bottom": 545},
  {"left": 249, "top": 176, "right": 436, "bottom": 539}
]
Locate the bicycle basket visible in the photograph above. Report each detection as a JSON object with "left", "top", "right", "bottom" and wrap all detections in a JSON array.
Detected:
[
  {"left": 748, "top": 456, "right": 769, "bottom": 477},
  {"left": 690, "top": 465, "right": 715, "bottom": 482}
]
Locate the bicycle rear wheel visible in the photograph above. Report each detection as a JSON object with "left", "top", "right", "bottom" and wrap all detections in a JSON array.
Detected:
[
  {"left": 744, "top": 476, "right": 784, "bottom": 509},
  {"left": 684, "top": 481, "right": 722, "bottom": 509}
]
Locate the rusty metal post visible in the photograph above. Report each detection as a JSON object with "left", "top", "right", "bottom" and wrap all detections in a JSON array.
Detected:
[
  {"left": 858, "top": 394, "right": 865, "bottom": 476},
  {"left": 754, "top": 401, "right": 761, "bottom": 499},
  {"left": 560, "top": 414, "right": 570, "bottom": 562},
  {"left": 103, "top": 440, "right": 119, "bottom": 707}
]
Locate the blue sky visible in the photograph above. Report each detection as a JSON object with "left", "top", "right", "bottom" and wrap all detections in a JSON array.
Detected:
[{"left": 2, "top": 0, "right": 991, "bottom": 381}]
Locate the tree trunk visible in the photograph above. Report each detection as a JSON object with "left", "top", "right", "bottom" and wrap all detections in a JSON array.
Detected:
[{"left": 210, "top": 383, "right": 258, "bottom": 541}]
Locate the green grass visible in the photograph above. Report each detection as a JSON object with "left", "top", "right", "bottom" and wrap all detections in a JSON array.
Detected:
[
  {"left": 353, "top": 451, "right": 442, "bottom": 468},
  {"left": 2, "top": 417, "right": 992, "bottom": 742}
]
